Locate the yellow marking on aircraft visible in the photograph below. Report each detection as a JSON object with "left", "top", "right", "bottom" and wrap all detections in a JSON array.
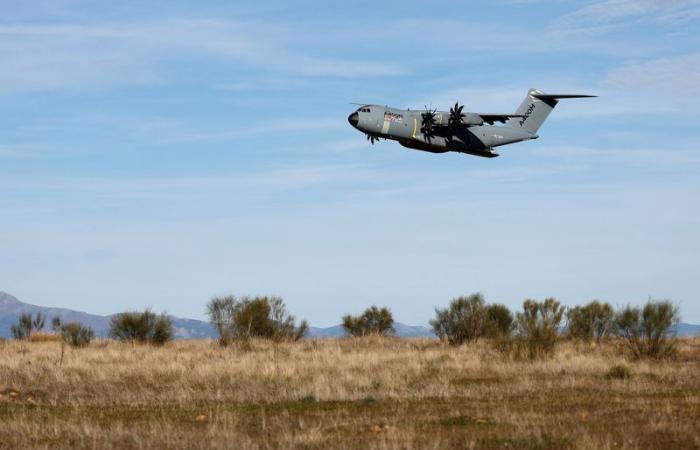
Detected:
[
  {"left": 412, "top": 117, "right": 417, "bottom": 138},
  {"left": 381, "top": 120, "right": 390, "bottom": 135}
]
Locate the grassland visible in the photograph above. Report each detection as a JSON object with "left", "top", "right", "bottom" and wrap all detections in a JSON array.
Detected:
[{"left": 1, "top": 337, "right": 699, "bottom": 449}]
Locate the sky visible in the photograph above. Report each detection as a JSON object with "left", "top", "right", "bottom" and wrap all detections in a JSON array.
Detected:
[{"left": 1, "top": 0, "right": 699, "bottom": 326}]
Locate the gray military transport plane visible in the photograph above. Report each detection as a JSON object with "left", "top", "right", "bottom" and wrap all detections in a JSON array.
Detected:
[{"left": 347, "top": 88, "right": 595, "bottom": 158}]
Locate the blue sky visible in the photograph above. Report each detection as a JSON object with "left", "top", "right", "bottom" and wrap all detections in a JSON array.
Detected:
[{"left": 1, "top": 0, "right": 699, "bottom": 325}]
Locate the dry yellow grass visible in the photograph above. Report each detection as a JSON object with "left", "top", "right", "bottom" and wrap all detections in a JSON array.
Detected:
[{"left": 1, "top": 337, "right": 699, "bottom": 449}]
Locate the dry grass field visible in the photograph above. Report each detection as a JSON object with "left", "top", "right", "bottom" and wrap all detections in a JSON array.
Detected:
[{"left": 1, "top": 337, "right": 699, "bottom": 449}]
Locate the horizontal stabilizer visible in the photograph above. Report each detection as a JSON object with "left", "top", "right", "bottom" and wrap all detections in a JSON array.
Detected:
[{"left": 532, "top": 93, "right": 597, "bottom": 100}]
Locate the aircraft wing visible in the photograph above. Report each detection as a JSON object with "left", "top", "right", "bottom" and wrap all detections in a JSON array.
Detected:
[{"left": 477, "top": 114, "right": 525, "bottom": 125}]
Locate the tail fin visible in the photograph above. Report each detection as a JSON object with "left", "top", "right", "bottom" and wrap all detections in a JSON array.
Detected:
[{"left": 509, "top": 88, "right": 596, "bottom": 134}]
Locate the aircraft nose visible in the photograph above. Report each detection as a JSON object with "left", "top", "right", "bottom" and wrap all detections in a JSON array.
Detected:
[{"left": 348, "top": 112, "right": 359, "bottom": 128}]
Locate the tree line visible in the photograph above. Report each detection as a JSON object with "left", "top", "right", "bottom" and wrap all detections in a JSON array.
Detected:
[{"left": 6, "top": 293, "right": 681, "bottom": 359}]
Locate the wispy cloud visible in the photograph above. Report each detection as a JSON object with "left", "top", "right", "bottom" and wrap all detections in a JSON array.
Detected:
[
  {"left": 0, "top": 19, "right": 404, "bottom": 94},
  {"left": 551, "top": 0, "right": 700, "bottom": 35},
  {"left": 604, "top": 53, "right": 700, "bottom": 96},
  {"left": 0, "top": 145, "right": 32, "bottom": 158},
  {"left": 525, "top": 144, "right": 700, "bottom": 170}
]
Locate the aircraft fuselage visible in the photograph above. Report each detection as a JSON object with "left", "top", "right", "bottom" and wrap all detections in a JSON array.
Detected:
[{"left": 348, "top": 105, "right": 537, "bottom": 158}]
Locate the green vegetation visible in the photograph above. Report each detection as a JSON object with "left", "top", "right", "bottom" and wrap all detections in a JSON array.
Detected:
[
  {"left": 109, "top": 309, "right": 174, "bottom": 345},
  {"left": 11, "top": 312, "right": 46, "bottom": 340},
  {"left": 567, "top": 300, "right": 614, "bottom": 342},
  {"left": 342, "top": 306, "right": 394, "bottom": 337},
  {"left": 207, "top": 295, "right": 308, "bottom": 346},
  {"left": 431, "top": 294, "right": 514, "bottom": 345},
  {"left": 514, "top": 298, "right": 565, "bottom": 359},
  {"left": 60, "top": 322, "right": 95, "bottom": 348},
  {"left": 615, "top": 299, "right": 680, "bottom": 359}
]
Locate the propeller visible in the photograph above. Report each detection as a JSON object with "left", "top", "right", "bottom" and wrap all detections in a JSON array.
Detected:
[
  {"left": 448, "top": 102, "right": 465, "bottom": 131},
  {"left": 421, "top": 106, "right": 437, "bottom": 142},
  {"left": 366, "top": 134, "right": 381, "bottom": 145}
]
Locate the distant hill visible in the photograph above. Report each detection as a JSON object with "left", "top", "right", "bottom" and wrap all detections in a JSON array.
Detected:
[
  {"left": 306, "top": 323, "right": 435, "bottom": 338},
  {"left": 0, "top": 291, "right": 215, "bottom": 339},
  {"left": 2, "top": 291, "right": 698, "bottom": 340},
  {"left": 0, "top": 291, "right": 436, "bottom": 339}
]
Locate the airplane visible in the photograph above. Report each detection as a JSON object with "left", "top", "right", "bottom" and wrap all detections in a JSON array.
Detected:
[{"left": 347, "top": 88, "right": 595, "bottom": 158}]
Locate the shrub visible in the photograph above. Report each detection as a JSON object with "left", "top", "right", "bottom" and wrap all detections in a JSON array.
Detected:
[
  {"left": 615, "top": 299, "right": 679, "bottom": 359},
  {"left": 51, "top": 316, "right": 62, "bottom": 332},
  {"left": 485, "top": 303, "right": 514, "bottom": 338},
  {"left": 430, "top": 294, "right": 487, "bottom": 344},
  {"left": 61, "top": 322, "right": 94, "bottom": 348},
  {"left": 342, "top": 306, "right": 394, "bottom": 337},
  {"left": 514, "top": 298, "right": 564, "bottom": 359},
  {"left": 606, "top": 364, "right": 631, "bottom": 380},
  {"left": 567, "top": 300, "right": 614, "bottom": 342},
  {"left": 207, "top": 295, "right": 308, "bottom": 345},
  {"left": 11, "top": 313, "right": 33, "bottom": 340},
  {"left": 11, "top": 312, "right": 52, "bottom": 340},
  {"left": 32, "top": 312, "right": 45, "bottom": 331},
  {"left": 109, "top": 309, "right": 174, "bottom": 345}
]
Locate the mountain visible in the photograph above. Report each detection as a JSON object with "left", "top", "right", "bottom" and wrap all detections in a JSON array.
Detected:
[
  {"left": 674, "top": 323, "right": 700, "bottom": 337},
  {"left": 305, "top": 323, "right": 435, "bottom": 338},
  {"left": 0, "top": 291, "right": 215, "bottom": 339},
  {"left": 2, "top": 291, "right": 698, "bottom": 340}
]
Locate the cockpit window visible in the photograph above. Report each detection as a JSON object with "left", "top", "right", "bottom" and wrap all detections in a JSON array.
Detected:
[{"left": 356, "top": 107, "right": 371, "bottom": 113}]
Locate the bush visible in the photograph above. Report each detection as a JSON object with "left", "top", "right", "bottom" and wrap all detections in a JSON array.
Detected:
[
  {"left": 430, "top": 294, "right": 487, "bottom": 344},
  {"left": 342, "top": 306, "right": 394, "bottom": 337},
  {"left": 109, "top": 309, "right": 174, "bottom": 345},
  {"left": 61, "top": 322, "right": 94, "bottom": 348},
  {"left": 615, "top": 299, "right": 679, "bottom": 359},
  {"left": 567, "top": 300, "right": 614, "bottom": 342},
  {"left": 51, "top": 316, "right": 62, "bottom": 332},
  {"left": 514, "top": 298, "right": 564, "bottom": 359},
  {"left": 11, "top": 312, "right": 50, "bottom": 340},
  {"left": 32, "top": 312, "right": 45, "bottom": 331},
  {"left": 11, "top": 313, "right": 33, "bottom": 340},
  {"left": 606, "top": 364, "right": 631, "bottom": 380},
  {"left": 207, "top": 295, "right": 308, "bottom": 346},
  {"left": 486, "top": 303, "right": 514, "bottom": 338}
]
